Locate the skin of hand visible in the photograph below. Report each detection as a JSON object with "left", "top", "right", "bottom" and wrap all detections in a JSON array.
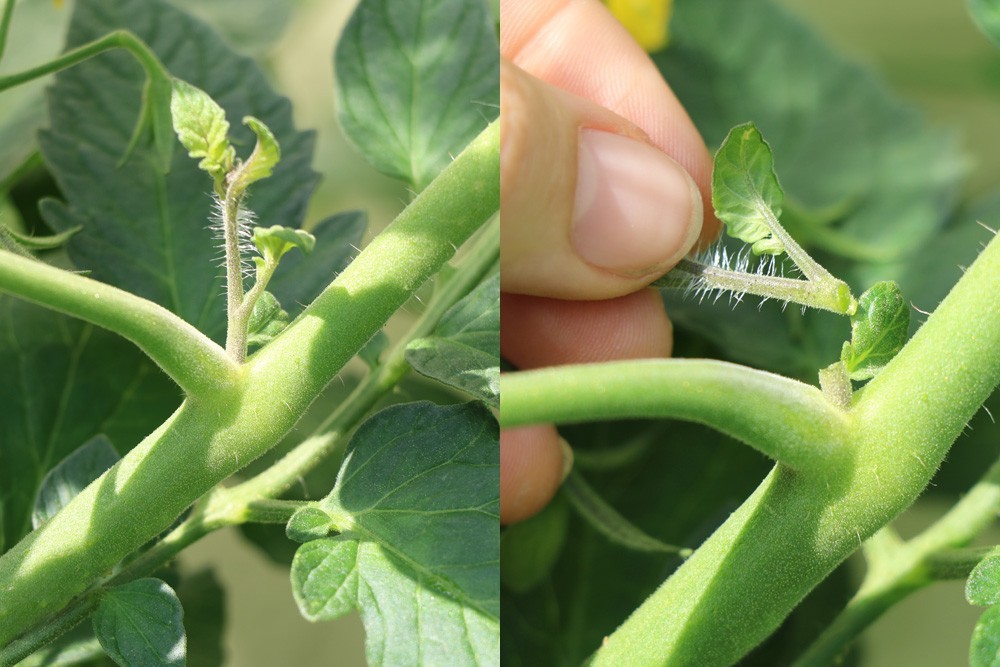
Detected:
[{"left": 499, "top": 0, "right": 718, "bottom": 524}]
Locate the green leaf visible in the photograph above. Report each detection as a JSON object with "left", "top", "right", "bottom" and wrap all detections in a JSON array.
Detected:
[
  {"left": 712, "top": 122, "right": 785, "bottom": 256},
  {"left": 970, "top": 0, "right": 1000, "bottom": 48},
  {"left": 971, "top": 604, "right": 1000, "bottom": 667},
  {"left": 234, "top": 116, "right": 281, "bottom": 191},
  {"left": 39, "top": 0, "right": 318, "bottom": 342},
  {"left": 500, "top": 495, "right": 569, "bottom": 594},
  {"left": 969, "top": 554, "right": 1000, "bottom": 606},
  {"left": 286, "top": 506, "right": 336, "bottom": 543},
  {"left": 406, "top": 274, "right": 499, "bottom": 407},
  {"left": 266, "top": 211, "right": 367, "bottom": 319},
  {"left": 656, "top": 0, "right": 964, "bottom": 270},
  {"left": 93, "top": 578, "right": 186, "bottom": 667},
  {"left": 840, "top": 281, "right": 909, "bottom": 381},
  {"left": 32, "top": 434, "right": 120, "bottom": 529},
  {"left": 291, "top": 401, "right": 499, "bottom": 666},
  {"left": 335, "top": 0, "right": 500, "bottom": 190},
  {"left": 252, "top": 225, "right": 315, "bottom": 265},
  {"left": 0, "top": 297, "right": 179, "bottom": 554},
  {"left": 562, "top": 469, "right": 691, "bottom": 557},
  {"left": 170, "top": 78, "right": 234, "bottom": 187},
  {"left": 6, "top": 224, "right": 81, "bottom": 250},
  {"left": 246, "top": 291, "right": 290, "bottom": 349}
]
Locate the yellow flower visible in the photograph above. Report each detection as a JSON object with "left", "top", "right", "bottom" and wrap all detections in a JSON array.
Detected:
[{"left": 606, "top": 0, "right": 673, "bottom": 52}]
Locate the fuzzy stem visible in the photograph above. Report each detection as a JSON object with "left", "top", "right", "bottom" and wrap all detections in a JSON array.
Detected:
[
  {"left": 0, "top": 249, "right": 241, "bottom": 397},
  {"left": 501, "top": 359, "right": 850, "bottom": 472},
  {"left": 0, "top": 119, "right": 499, "bottom": 648},
  {"left": 656, "top": 257, "right": 855, "bottom": 315},
  {"left": 221, "top": 189, "right": 248, "bottom": 361},
  {"left": 793, "top": 458, "right": 1000, "bottom": 665},
  {"left": 587, "top": 232, "right": 1000, "bottom": 666}
]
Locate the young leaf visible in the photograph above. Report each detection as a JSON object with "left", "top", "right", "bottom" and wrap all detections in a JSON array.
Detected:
[
  {"left": 712, "top": 122, "right": 785, "bottom": 256},
  {"left": 970, "top": 0, "right": 1000, "bottom": 49},
  {"left": 93, "top": 578, "right": 186, "bottom": 667},
  {"left": 286, "top": 506, "right": 336, "bottom": 544},
  {"left": 840, "top": 281, "right": 909, "bottom": 381},
  {"left": 971, "top": 604, "right": 1000, "bottom": 667},
  {"left": 406, "top": 274, "right": 499, "bottom": 407},
  {"left": 563, "top": 469, "right": 691, "bottom": 556},
  {"left": 969, "top": 553, "right": 1000, "bottom": 606},
  {"left": 39, "top": 0, "right": 319, "bottom": 340},
  {"left": 32, "top": 434, "right": 120, "bottom": 528},
  {"left": 335, "top": 0, "right": 499, "bottom": 190},
  {"left": 170, "top": 78, "right": 234, "bottom": 186},
  {"left": 252, "top": 225, "right": 315, "bottom": 265},
  {"left": 233, "top": 116, "right": 280, "bottom": 191},
  {"left": 265, "top": 210, "right": 366, "bottom": 320},
  {"left": 246, "top": 290, "right": 289, "bottom": 348},
  {"left": 290, "top": 401, "right": 499, "bottom": 666}
]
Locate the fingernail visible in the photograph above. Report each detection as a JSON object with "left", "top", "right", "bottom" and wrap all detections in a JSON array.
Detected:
[
  {"left": 558, "top": 437, "right": 574, "bottom": 483},
  {"left": 572, "top": 130, "right": 702, "bottom": 277}
]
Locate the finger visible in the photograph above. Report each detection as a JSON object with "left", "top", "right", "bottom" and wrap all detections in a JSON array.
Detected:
[
  {"left": 500, "top": 424, "right": 566, "bottom": 525},
  {"left": 500, "top": 289, "right": 672, "bottom": 369},
  {"left": 501, "top": 0, "right": 718, "bottom": 249},
  {"left": 501, "top": 59, "right": 703, "bottom": 299}
]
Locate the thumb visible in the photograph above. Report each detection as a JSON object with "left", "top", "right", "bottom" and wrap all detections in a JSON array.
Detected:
[{"left": 500, "top": 59, "right": 704, "bottom": 300}]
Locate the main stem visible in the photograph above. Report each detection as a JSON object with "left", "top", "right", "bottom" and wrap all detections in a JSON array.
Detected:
[
  {"left": 585, "top": 233, "right": 1000, "bottom": 666},
  {"left": 0, "top": 120, "right": 499, "bottom": 648}
]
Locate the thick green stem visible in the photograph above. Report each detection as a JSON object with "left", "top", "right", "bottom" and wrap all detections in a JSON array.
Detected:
[
  {"left": 793, "top": 458, "right": 1000, "bottom": 666},
  {"left": 0, "top": 120, "right": 499, "bottom": 648},
  {"left": 501, "top": 359, "right": 850, "bottom": 472},
  {"left": 0, "top": 249, "right": 241, "bottom": 396},
  {"left": 581, "top": 233, "right": 1000, "bottom": 666},
  {"left": 498, "top": 231, "right": 1000, "bottom": 665}
]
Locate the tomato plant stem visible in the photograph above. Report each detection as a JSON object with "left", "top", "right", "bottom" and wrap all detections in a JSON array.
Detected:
[
  {"left": 0, "top": 119, "right": 498, "bottom": 648},
  {"left": 0, "top": 249, "right": 241, "bottom": 396}
]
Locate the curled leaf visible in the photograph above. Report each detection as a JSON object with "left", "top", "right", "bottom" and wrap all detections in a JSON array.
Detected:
[
  {"left": 247, "top": 290, "right": 289, "bottom": 348},
  {"left": 712, "top": 122, "right": 785, "bottom": 256},
  {"left": 840, "top": 281, "right": 909, "bottom": 381},
  {"left": 968, "top": 553, "right": 1000, "bottom": 607},
  {"left": 252, "top": 225, "right": 316, "bottom": 265},
  {"left": 169, "top": 78, "right": 234, "bottom": 188},
  {"left": 232, "top": 116, "right": 281, "bottom": 191}
]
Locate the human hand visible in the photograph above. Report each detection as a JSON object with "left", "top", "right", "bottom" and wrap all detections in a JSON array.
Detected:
[{"left": 499, "top": 0, "right": 718, "bottom": 524}]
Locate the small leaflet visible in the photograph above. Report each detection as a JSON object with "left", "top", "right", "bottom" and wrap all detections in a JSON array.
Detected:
[
  {"left": 840, "top": 281, "right": 909, "bottom": 381},
  {"left": 169, "top": 78, "right": 234, "bottom": 188},
  {"left": 712, "top": 122, "right": 786, "bottom": 256}
]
